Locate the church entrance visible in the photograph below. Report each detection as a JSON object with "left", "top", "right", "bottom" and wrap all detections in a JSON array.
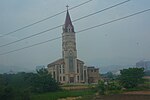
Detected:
[{"left": 69, "top": 77, "right": 74, "bottom": 83}]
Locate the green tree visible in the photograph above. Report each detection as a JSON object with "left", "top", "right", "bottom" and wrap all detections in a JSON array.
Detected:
[
  {"left": 0, "top": 74, "right": 4, "bottom": 86},
  {"left": 105, "top": 72, "right": 114, "bottom": 79},
  {"left": 107, "top": 81, "right": 122, "bottom": 90},
  {"left": 0, "top": 86, "right": 15, "bottom": 100},
  {"left": 98, "top": 80, "right": 122, "bottom": 95},
  {"left": 119, "top": 68, "right": 144, "bottom": 88},
  {"left": 31, "top": 68, "right": 60, "bottom": 93},
  {"left": 98, "top": 80, "right": 106, "bottom": 95}
]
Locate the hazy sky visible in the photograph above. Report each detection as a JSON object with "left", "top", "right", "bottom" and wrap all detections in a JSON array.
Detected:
[{"left": 0, "top": 0, "right": 150, "bottom": 73}]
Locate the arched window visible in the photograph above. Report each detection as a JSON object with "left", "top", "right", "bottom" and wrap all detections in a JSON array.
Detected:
[{"left": 67, "top": 25, "right": 72, "bottom": 32}]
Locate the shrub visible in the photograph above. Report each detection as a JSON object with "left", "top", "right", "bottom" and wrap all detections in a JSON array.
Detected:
[
  {"left": 119, "top": 68, "right": 144, "bottom": 89},
  {"left": 98, "top": 80, "right": 122, "bottom": 95}
]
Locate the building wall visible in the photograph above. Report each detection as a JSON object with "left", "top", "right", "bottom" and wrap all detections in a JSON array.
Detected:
[
  {"left": 47, "top": 59, "right": 88, "bottom": 84},
  {"left": 48, "top": 62, "right": 100, "bottom": 84},
  {"left": 62, "top": 29, "right": 78, "bottom": 83},
  {"left": 87, "top": 67, "right": 100, "bottom": 83},
  {"left": 47, "top": 10, "right": 100, "bottom": 84}
]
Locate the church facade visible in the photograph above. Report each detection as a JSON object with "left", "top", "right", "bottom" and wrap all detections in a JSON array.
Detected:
[{"left": 47, "top": 9, "right": 100, "bottom": 84}]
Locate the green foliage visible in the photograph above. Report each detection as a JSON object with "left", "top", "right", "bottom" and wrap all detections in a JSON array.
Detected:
[
  {"left": 144, "top": 70, "right": 150, "bottom": 76},
  {"left": 0, "top": 86, "right": 32, "bottom": 100},
  {"left": 98, "top": 80, "right": 106, "bottom": 95},
  {"left": 31, "top": 90, "right": 95, "bottom": 100},
  {"left": 19, "top": 89, "right": 31, "bottom": 100},
  {"left": 0, "top": 74, "right": 4, "bottom": 86},
  {"left": 105, "top": 72, "right": 114, "bottom": 79},
  {"left": 101, "top": 72, "right": 118, "bottom": 81},
  {"left": 0, "top": 86, "right": 17, "bottom": 100},
  {"left": 119, "top": 68, "right": 144, "bottom": 89},
  {"left": 0, "top": 68, "right": 60, "bottom": 99},
  {"left": 31, "top": 68, "right": 60, "bottom": 93},
  {"left": 98, "top": 80, "right": 122, "bottom": 95},
  {"left": 107, "top": 81, "right": 122, "bottom": 90}
]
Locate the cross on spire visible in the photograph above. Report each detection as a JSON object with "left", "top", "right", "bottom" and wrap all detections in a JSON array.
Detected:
[
  {"left": 66, "top": 5, "right": 69, "bottom": 10},
  {"left": 63, "top": 5, "right": 74, "bottom": 33}
]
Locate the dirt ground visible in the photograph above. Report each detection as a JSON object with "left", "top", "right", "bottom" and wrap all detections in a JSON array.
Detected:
[
  {"left": 58, "top": 91, "right": 150, "bottom": 100},
  {"left": 61, "top": 85, "right": 89, "bottom": 90},
  {"left": 94, "top": 91, "right": 150, "bottom": 100},
  {"left": 123, "top": 91, "right": 150, "bottom": 95}
]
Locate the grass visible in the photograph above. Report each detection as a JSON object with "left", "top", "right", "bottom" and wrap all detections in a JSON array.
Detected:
[
  {"left": 30, "top": 81, "right": 150, "bottom": 100},
  {"left": 31, "top": 89, "right": 96, "bottom": 100},
  {"left": 78, "top": 95, "right": 94, "bottom": 100},
  {"left": 123, "top": 82, "right": 150, "bottom": 92}
]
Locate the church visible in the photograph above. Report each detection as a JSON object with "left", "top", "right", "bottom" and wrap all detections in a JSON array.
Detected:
[{"left": 47, "top": 9, "right": 100, "bottom": 84}]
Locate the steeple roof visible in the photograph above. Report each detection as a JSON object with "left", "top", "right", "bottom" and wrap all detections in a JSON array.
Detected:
[{"left": 63, "top": 9, "right": 74, "bottom": 32}]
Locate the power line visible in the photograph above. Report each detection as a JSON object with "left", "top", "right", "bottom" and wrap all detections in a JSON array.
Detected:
[
  {"left": 0, "top": 36, "right": 62, "bottom": 56},
  {"left": 0, "top": 8, "right": 149, "bottom": 56},
  {"left": 0, "top": 25, "right": 62, "bottom": 48},
  {"left": 73, "top": 0, "right": 131, "bottom": 22},
  {"left": 0, "top": 0, "right": 93, "bottom": 37},
  {"left": 0, "top": 0, "right": 131, "bottom": 48},
  {"left": 76, "top": 9, "right": 150, "bottom": 33}
]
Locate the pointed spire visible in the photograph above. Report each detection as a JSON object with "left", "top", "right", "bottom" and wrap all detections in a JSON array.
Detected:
[{"left": 63, "top": 6, "right": 74, "bottom": 33}]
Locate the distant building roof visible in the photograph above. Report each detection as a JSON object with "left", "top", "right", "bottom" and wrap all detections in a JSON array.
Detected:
[{"left": 87, "top": 66, "right": 99, "bottom": 70}]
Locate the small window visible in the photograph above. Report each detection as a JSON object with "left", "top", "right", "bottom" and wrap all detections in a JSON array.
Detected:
[
  {"left": 77, "top": 76, "right": 79, "bottom": 81},
  {"left": 77, "top": 68, "right": 79, "bottom": 73},
  {"left": 63, "top": 76, "right": 65, "bottom": 81},
  {"left": 69, "top": 28, "right": 71, "bottom": 32},
  {"left": 60, "top": 76, "right": 62, "bottom": 81},
  {"left": 67, "top": 25, "right": 72, "bottom": 32},
  {"left": 60, "top": 69, "right": 61, "bottom": 74},
  {"left": 63, "top": 69, "right": 65, "bottom": 73}
]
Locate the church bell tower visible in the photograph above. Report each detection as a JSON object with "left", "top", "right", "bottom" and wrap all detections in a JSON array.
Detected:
[{"left": 62, "top": 8, "right": 77, "bottom": 83}]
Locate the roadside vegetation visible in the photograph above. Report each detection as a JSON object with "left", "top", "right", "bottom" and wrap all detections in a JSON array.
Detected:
[
  {"left": 98, "top": 68, "right": 149, "bottom": 95},
  {"left": 0, "top": 67, "right": 149, "bottom": 100},
  {"left": 0, "top": 68, "right": 60, "bottom": 100},
  {"left": 31, "top": 89, "right": 95, "bottom": 100}
]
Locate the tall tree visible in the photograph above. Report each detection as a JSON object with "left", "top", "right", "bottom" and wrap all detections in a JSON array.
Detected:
[
  {"left": 32, "top": 68, "right": 60, "bottom": 93},
  {"left": 119, "top": 68, "right": 144, "bottom": 88}
]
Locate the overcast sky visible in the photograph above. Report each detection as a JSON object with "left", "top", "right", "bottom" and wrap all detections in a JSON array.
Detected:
[{"left": 0, "top": 0, "right": 150, "bottom": 73}]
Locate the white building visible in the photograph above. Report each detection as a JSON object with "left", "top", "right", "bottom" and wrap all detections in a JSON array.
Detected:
[{"left": 47, "top": 9, "right": 100, "bottom": 84}]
